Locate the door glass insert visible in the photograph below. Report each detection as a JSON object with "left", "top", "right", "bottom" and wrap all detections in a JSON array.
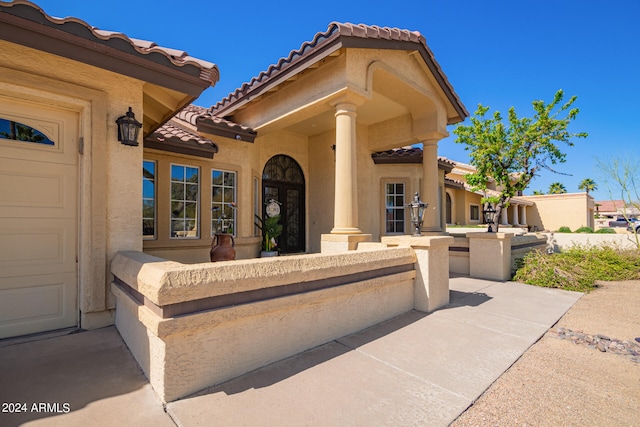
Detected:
[{"left": 0, "top": 118, "right": 54, "bottom": 145}]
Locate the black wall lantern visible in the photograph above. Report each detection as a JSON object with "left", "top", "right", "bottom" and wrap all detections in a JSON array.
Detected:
[
  {"left": 406, "top": 192, "right": 428, "bottom": 236},
  {"left": 483, "top": 204, "right": 497, "bottom": 233},
  {"left": 116, "top": 107, "right": 142, "bottom": 146}
]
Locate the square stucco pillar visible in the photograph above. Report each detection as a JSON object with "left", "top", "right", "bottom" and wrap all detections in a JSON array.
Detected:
[
  {"left": 467, "top": 232, "right": 512, "bottom": 281},
  {"left": 381, "top": 235, "right": 453, "bottom": 312}
]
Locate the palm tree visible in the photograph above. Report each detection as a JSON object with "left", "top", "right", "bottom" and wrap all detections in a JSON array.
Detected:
[
  {"left": 532, "top": 190, "right": 544, "bottom": 195},
  {"left": 548, "top": 182, "right": 567, "bottom": 194},
  {"left": 578, "top": 178, "right": 597, "bottom": 194}
]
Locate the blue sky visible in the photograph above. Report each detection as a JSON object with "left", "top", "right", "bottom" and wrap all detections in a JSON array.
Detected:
[{"left": 28, "top": 0, "right": 640, "bottom": 200}]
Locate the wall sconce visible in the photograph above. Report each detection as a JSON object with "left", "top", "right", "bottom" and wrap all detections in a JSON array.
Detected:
[
  {"left": 483, "top": 204, "right": 497, "bottom": 233},
  {"left": 116, "top": 107, "right": 142, "bottom": 146},
  {"left": 406, "top": 192, "right": 428, "bottom": 236}
]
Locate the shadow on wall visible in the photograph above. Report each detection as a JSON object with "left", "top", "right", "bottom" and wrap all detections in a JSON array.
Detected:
[
  {"left": 195, "top": 310, "right": 429, "bottom": 397},
  {"left": 186, "top": 286, "right": 493, "bottom": 398}
]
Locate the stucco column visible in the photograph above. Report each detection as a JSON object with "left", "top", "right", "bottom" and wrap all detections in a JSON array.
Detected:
[
  {"left": 331, "top": 103, "right": 361, "bottom": 234},
  {"left": 521, "top": 205, "right": 527, "bottom": 225},
  {"left": 501, "top": 206, "right": 509, "bottom": 225},
  {"left": 512, "top": 203, "right": 520, "bottom": 225},
  {"left": 421, "top": 140, "right": 441, "bottom": 232}
]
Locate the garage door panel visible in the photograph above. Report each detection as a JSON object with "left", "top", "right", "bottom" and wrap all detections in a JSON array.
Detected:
[
  {"left": 0, "top": 159, "right": 76, "bottom": 216},
  {"left": 0, "top": 220, "right": 75, "bottom": 278},
  {"left": 0, "top": 95, "right": 76, "bottom": 166},
  {"left": 0, "top": 273, "right": 77, "bottom": 339}
]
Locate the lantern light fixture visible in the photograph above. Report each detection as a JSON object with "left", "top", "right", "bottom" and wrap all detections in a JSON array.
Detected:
[
  {"left": 116, "top": 107, "right": 142, "bottom": 146},
  {"left": 406, "top": 192, "right": 428, "bottom": 237},
  {"left": 483, "top": 204, "right": 497, "bottom": 233}
]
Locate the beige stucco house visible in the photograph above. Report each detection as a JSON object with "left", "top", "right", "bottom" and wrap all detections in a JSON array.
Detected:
[
  {"left": 2, "top": 2, "right": 566, "bottom": 402},
  {"left": 1, "top": 1, "right": 468, "bottom": 343}
]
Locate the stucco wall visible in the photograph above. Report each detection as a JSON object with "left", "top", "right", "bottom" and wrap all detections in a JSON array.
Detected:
[
  {"left": 1, "top": 41, "right": 144, "bottom": 328},
  {"left": 111, "top": 248, "right": 417, "bottom": 402},
  {"left": 522, "top": 193, "right": 594, "bottom": 232}
]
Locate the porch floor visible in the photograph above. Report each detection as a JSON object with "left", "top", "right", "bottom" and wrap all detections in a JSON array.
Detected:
[{"left": 0, "top": 276, "right": 581, "bottom": 426}]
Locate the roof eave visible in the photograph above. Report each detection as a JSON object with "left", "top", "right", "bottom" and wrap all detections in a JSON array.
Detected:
[
  {"left": 212, "top": 27, "right": 468, "bottom": 122},
  {"left": 197, "top": 117, "right": 257, "bottom": 143},
  {"left": 0, "top": 9, "right": 218, "bottom": 97}
]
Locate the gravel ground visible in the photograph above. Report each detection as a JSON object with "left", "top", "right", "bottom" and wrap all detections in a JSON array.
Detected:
[{"left": 451, "top": 280, "right": 640, "bottom": 427}]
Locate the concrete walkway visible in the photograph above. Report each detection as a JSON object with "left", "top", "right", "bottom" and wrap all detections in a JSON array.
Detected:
[{"left": 0, "top": 277, "right": 581, "bottom": 427}]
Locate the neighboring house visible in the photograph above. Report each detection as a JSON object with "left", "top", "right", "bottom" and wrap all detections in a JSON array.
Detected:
[
  {"left": 441, "top": 158, "right": 534, "bottom": 228},
  {"left": 0, "top": 0, "right": 218, "bottom": 338},
  {"left": 0, "top": 1, "right": 469, "bottom": 339},
  {"left": 595, "top": 199, "right": 638, "bottom": 220}
]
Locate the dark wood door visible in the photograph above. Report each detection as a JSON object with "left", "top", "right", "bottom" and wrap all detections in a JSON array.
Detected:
[{"left": 263, "top": 156, "right": 305, "bottom": 253}]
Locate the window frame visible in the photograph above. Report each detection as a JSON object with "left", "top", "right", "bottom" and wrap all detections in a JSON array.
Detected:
[
  {"left": 469, "top": 203, "right": 480, "bottom": 222},
  {"left": 211, "top": 168, "right": 237, "bottom": 237},
  {"left": 170, "top": 163, "right": 200, "bottom": 239},
  {"left": 382, "top": 179, "right": 408, "bottom": 235},
  {"left": 142, "top": 160, "right": 157, "bottom": 240}
]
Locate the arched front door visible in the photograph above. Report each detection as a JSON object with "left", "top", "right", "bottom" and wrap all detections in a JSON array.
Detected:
[
  {"left": 262, "top": 155, "right": 305, "bottom": 253},
  {"left": 446, "top": 192, "right": 452, "bottom": 224}
]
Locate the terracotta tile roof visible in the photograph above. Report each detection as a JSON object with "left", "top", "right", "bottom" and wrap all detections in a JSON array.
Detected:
[
  {"left": 445, "top": 177, "right": 465, "bottom": 189},
  {"left": 372, "top": 147, "right": 456, "bottom": 169},
  {"left": 372, "top": 146, "right": 422, "bottom": 163},
  {"left": 210, "top": 22, "right": 467, "bottom": 121},
  {"left": 145, "top": 118, "right": 218, "bottom": 159},
  {"left": 150, "top": 120, "right": 216, "bottom": 147},
  {"left": 174, "top": 104, "right": 257, "bottom": 143},
  {"left": 595, "top": 200, "right": 626, "bottom": 213},
  {"left": 0, "top": 1, "right": 219, "bottom": 88}
]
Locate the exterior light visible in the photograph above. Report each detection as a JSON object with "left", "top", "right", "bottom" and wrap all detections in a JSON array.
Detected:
[
  {"left": 406, "top": 192, "right": 428, "bottom": 236},
  {"left": 483, "top": 204, "right": 497, "bottom": 233},
  {"left": 116, "top": 107, "right": 142, "bottom": 146}
]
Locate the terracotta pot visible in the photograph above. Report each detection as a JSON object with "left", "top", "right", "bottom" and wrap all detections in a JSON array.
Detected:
[{"left": 210, "top": 233, "right": 236, "bottom": 262}]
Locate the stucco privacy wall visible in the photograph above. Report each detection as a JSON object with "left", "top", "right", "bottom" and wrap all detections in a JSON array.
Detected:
[
  {"left": 523, "top": 192, "right": 595, "bottom": 232},
  {"left": 111, "top": 248, "right": 417, "bottom": 402},
  {"left": 449, "top": 232, "right": 546, "bottom": 279},
  {"left": 0, "top": 40, "right": 144, "bottom": 328}
]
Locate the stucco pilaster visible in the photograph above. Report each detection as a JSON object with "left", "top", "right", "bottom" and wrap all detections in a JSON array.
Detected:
[{"left": 421, "top": 140, "right": 441, "bottom": 232}]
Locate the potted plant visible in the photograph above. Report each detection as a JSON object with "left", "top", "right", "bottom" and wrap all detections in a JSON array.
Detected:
[{"left": 255, "top": 214, "right": 283, "bottom": 257}]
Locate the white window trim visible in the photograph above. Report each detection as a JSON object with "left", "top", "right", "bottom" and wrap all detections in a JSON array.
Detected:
[
  {"left": 211, "top": 168, "right": 237, "bottom": 237},
  {"left": 170, "top": 163, "right": 200, "bottom": 239},
  {"left": 142, "top": 159, "right": 156, "bottom": 240},
  {"left": 382, "top": 179, "right": 408, "bottom": 235}
]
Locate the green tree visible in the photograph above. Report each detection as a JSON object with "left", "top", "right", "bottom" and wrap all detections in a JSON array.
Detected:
[
  {"left": 532, "top": 190, "right": 545, "bottom": 195},
  {"left": 453, "top": 90, "right": 587, "bottom": 231},
  {"left": 578, "top": 178, "right": 597, "bottom": 194},
  {"left": 548, "top": 182, "right": 567, "bottom": 194}
]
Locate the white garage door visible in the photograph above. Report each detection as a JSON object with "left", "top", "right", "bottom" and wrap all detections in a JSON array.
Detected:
[{"left": 0, "top": 96, "right": 79, "bottom": 339}]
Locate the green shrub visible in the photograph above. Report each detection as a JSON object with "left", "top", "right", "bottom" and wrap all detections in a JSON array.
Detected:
[
  {"left": 513, "top": 245, "right": 640, "bottom": 292},
  {"left": 575, "top": 226, "right": 594, "bottom": 233},
  {"left": 595, "top": 228, "right": 615, "bottom": 234},
  {"left": 557, "top": 226, "right": 572, "bottom": 233}
]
